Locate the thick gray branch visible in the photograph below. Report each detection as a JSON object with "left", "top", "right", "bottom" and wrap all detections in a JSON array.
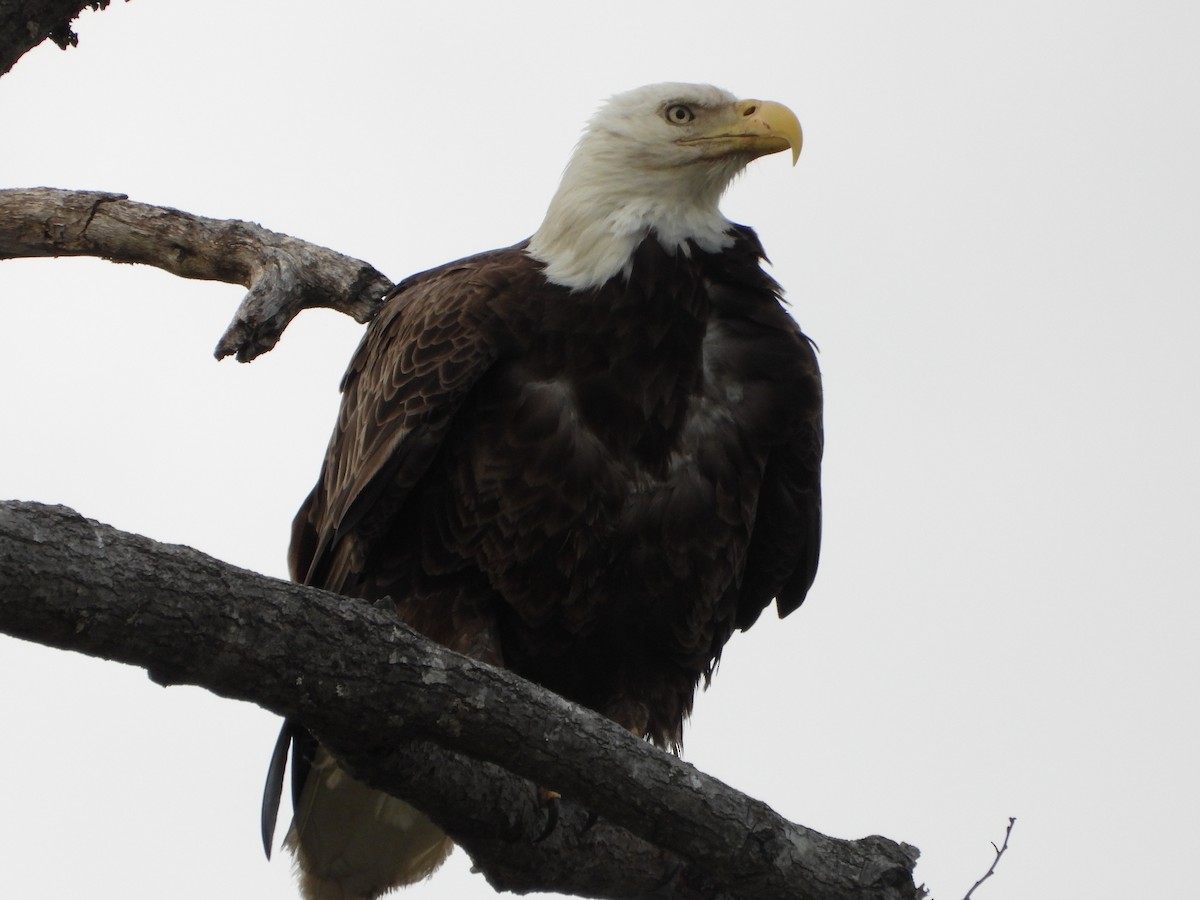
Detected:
[
  {"left": 0, "top": 188, "right": 393, "bottom": 361},
  {"left": 0, "top": 500, "right": 923, "bottom": 900}
]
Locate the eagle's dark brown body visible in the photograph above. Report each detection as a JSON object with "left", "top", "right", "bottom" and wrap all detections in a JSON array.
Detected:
[{"left": 289, "top": 226, "right": 822, "bottom": 747}]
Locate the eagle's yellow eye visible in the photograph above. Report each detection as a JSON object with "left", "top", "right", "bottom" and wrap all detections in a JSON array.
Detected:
[{"left": 664, "top": 104, "right": 695, "bottom": 125}]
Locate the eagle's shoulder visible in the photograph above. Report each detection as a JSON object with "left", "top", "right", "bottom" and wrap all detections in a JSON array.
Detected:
[{"left": 340, "top": 243, "right": 536, "bottom": 388}]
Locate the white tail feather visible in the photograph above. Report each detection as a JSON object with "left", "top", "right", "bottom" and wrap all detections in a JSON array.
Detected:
[{"left": 285, "top": 748, "right": 453, "bottom": 900}]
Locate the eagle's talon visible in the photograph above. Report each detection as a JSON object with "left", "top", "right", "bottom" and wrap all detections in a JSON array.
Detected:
[{"left": 534, "top": 789, "right": 561, "bottom": 843}]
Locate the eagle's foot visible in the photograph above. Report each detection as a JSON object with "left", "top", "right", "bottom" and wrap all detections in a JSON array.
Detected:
[
  {"left": 533, "top": 788, "right": 561, "bottom": 843},
  {"left": 532, "top": 705, "right": 644, "bottom": 843}
]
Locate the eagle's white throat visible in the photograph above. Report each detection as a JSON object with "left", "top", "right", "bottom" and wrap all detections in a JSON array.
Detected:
[{"left": 528, "top": 84, "right": 749, "bottom": 292}]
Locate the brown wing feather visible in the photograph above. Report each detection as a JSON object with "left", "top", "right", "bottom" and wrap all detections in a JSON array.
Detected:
[{"left": 289, "top": 248, "right": 526, "bottom": 593}]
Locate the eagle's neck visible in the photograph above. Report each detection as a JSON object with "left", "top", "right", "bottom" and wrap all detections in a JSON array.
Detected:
[{"left": 527, "top": 149, "right": 744, "bottom": 292}]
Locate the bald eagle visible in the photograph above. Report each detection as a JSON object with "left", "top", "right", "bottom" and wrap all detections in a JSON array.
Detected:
[{"left": 265, "top": 83, "right": 822, "bottom": 900}]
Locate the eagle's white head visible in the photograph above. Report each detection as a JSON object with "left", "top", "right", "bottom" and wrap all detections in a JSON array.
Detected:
[{"left": 527, "top": 83, "right": 802, "bottom": 291}]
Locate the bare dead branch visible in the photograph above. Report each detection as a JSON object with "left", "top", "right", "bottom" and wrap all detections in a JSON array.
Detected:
[
  {"left": 0, "top": 188, "right": 393, "bottom": 361},
  {"left": 0, "top": 499, "right": 924, "bottom": 900},
  {"left": 961, "top": 818, "right": 1015, "bottom": 900}
]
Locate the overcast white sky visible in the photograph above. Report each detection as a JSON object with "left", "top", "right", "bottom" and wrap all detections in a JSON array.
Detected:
[{"left": 2, "top": 2, "right": 1198, "bottom": 898}]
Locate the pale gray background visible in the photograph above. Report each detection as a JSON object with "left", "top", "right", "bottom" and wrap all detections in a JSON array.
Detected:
[{"left": 2, "top": 2, "right": 1197, "bottom": 898}]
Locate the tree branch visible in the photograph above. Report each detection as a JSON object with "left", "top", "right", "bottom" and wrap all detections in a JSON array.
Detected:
[
  {"left": 0, "top": 187, "right": 393, "bottom": 361},
  {"left": 961, "top": 818, "right": 1015, "bottom": 900},
  {"left": 0, "top": 499, "right": 923, "bottom": 900}
]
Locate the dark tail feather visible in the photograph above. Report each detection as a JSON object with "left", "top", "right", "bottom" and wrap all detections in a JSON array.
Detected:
[{"left": 261, "top": 720, "right": 296, "bottom": 859}]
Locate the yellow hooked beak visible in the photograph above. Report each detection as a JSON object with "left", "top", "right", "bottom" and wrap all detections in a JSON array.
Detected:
[{"left": 678, "top": 99, "right": 803, "bottom": 165}]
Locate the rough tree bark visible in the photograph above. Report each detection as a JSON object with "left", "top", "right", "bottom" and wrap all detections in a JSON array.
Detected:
[{"left": 0, "top": 500, "right": 924, "bottom": 900}]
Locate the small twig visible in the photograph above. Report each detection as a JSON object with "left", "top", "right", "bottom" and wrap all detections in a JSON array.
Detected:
[{"left": 962, "top": 817, "right": 1016, "bottom": 900}]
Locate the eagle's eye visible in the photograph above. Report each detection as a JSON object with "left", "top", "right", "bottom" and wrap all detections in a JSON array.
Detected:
[{"left": 664, "top": 104, "right": 696, "bottom": 125}]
